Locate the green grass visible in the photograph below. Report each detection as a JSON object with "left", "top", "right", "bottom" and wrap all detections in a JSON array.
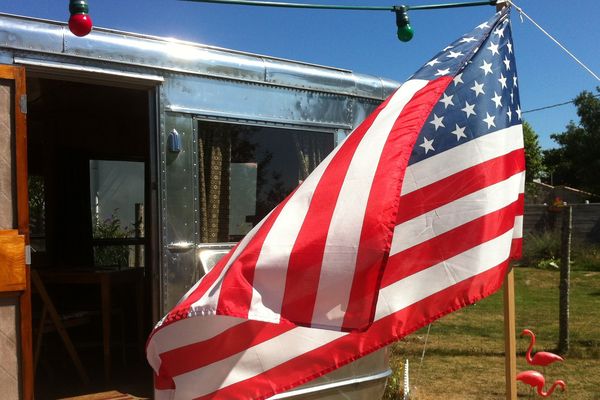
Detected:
[{"left": 385, "top": 267, "right": 600, "bottom": 399}]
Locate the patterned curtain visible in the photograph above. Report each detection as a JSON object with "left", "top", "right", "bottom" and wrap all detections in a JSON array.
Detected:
[
  {"left": 198, "top": 127, "right": 231, "bottom": 243},
  {"left": 294, "top": 132, "right": 326, "bottom": 182}
]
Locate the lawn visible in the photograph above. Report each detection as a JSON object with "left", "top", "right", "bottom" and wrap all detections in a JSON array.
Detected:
[{"left": 384, "top": 267, "right": 600, "bottom": 399}]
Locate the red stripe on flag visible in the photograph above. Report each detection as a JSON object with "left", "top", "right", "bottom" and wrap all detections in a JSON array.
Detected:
[
  {"left": 280, "top": 94, "right": 395, "bottom": 326},
  {"left": 158, "top": 320, "right": 294, "bottom": 377},
  {"left": 154, "top": 372, "right": 175, "bottom": 390},
  {"left": 382, "top": 198, "right": 521, "bottom": 287},
  {"left": 396, "top": 148, "right": 525, "bottom": 225},
  {"left": 516, "top": 192, "right": 524, "bottom": 210},
  {"left": 215, "top": 196, "right": 293, "bottom": 318},
  {"left": 342, "top": 77, "right": 453, "bottom": 329},
  {"left": 510, "top": 238, "right": 523, "bottom": 260},
  {"left": 191, "top": 261, "right": 510, "bottom": 400}
]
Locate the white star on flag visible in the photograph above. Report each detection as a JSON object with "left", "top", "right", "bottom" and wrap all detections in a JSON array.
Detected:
[
  {"left": 448, "top": 50, "right": 464, "bottom": 59},
  {"left": 494, "top": 25, "right": 505, "bottom": 38},
  {"left": 487, "top": 42, "right": 500, "bottom": 55},
  {"left": 471, "top": 81, "right": 485, "bottom": 97},
  {"left": 427, "top": 58, "right": 441, "bottom": 67},
  {"left": 435, "top": 68, "right": 451, "bottom": 76},
  {"left": 462, "top": 101, "right": 477, "bottom": 118},
  {"left": 439, "top": 93, "right": 454, "bottom": 108},
  {"left": 483, "top": 112, "right": 496, "bottom": 128},
  {"left": 480, "top": 60, "right": 493, "bottom": 75},
  {"left": 453, "top": 73, "right": 464, "bottom": 86},
  {"left": 451, "top": 124, "right": 467, "bottom": 140},
  {"left": 419, "top": 137, "right": 435, "bottom": 153},
  {"left": 492, "top": 92, "right": 503, "bottom": 108},
  {"left": 430, "top": 114, "right": 445, "bottom": 130},
  {"left": 498, "top": 73, "right": 507, "bottom": 89}
]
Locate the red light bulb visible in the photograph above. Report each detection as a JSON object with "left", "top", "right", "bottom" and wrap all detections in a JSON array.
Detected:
[
  {"left": 68, "top": 13, "right": 93, "bottom": 37},
  {"left": 68, "top": 0, "right": 92, "bottom": 37}
]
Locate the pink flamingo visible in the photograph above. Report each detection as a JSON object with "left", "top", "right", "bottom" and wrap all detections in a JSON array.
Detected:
[
  {"left": 522, "top": 329, "right": 564, "bottom": 367},
  {"left": 517, "top": 370, "right": 566, "bottom": 397}
]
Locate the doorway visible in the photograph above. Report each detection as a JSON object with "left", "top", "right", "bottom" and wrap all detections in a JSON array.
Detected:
[{"left": 26, "top": 76, "right": 156, "bottom": 398}]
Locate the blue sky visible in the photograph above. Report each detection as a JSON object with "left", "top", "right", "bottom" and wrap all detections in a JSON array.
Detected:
[{"left": 2, "top": 0, "right": 599, "bottom": 149}]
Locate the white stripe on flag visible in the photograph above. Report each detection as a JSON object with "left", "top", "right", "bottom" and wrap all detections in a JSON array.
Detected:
[
  {"left": 154, "top": 389, "right": 174, "bottom": 400},
  {"left": 513, "top": 215, "right": 523, "bottom": 239},
  {"left": 391, "top": 171, "right": 524, "bottom": 255},
  {"left": 172, "top": 326, "right": 345, "bottom": 399},
  {"left": 401, "top": 124, "right": 523, "bottom": 195},
  {"left": 247, "top": 132, "right": 345, "bottom": 321},
  {"left": 311, "top": 79, "right": 428, "bottom": 329},
  {"left": 147, "top": 316, "right": 244, "bottom": 371},
  {"left": 376, "top": 228, "right": 515, "bottom": 320}
]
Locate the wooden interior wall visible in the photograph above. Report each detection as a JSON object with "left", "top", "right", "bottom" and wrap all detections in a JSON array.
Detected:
[
  {"left": 0, "top": 79, "right": 16, "bottom": 230},
  {"left": 0, "top": 77, "right": 22, "bottom": 400},
  {"left": 0, "top": 296, "right": 20, "bottom": 400}
]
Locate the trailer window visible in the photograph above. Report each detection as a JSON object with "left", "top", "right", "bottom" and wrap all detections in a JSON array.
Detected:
[
  {"left": 89, "top": 160, "right": 145, "bottom": 267},
  {"left": 197, "top": 121, "right": 334, "bottom": 243}
]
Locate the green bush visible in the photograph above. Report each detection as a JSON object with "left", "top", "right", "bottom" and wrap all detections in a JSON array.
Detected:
[
  {"left": 522, "top": 231, "right": 561, "bottom": 269},
  {"left": 93, "top": 211, "right": 132, "bottom": 267},
  {"left": 523, "top": 230, "right": 600, "bottom": 272},
  {"left": 572, "top": 243, "right": 600, "bottom": 272}
]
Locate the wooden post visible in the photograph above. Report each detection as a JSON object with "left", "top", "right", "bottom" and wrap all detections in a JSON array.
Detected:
[
  {"left": 503, "top": 268, "right": 517, "bottom": 400},
  {"left": 558, "top": 206, "right": 572, "bottom": 354}
]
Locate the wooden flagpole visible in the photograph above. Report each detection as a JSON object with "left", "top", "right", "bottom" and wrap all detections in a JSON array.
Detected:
[
  {"left": 495, "top": 1, "right": 517, "bottom": 396},
  {"left": 503, "top": 268, "right": 517, "bottom": 400}
]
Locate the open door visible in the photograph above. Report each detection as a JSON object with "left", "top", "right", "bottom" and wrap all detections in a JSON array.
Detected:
[{"left": 0, "top": 65, "right": 33, "bottom": 400}]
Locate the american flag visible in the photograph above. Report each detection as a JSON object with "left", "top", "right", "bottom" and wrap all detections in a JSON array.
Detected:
[{"left": 147, "top": 9, "right": 523, "bottom": 399}]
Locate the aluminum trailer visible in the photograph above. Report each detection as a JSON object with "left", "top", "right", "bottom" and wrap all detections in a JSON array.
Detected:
[{"left": 0, "top": 12, "right": 399, "bottom": 399}]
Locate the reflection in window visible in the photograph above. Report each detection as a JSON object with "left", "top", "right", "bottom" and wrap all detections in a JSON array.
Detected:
[
  {"left": 198, "top": 121, "right": 334, "bottom": 243},
  {"left": 89, "top": 160, "right": 145, "bottom": 267}
]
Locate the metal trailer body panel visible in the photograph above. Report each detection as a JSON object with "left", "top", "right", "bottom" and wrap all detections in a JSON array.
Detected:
[{"left": 0, "top": 12, "right": 399, "bottom": 399}]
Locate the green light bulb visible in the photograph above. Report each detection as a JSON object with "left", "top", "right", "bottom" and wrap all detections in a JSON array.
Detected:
[
  {"left": 394, "top": 6, "right": 413, "bottom": 43},
  {"left": 397, "top": 23, "right": 414, "bottom": 42}
]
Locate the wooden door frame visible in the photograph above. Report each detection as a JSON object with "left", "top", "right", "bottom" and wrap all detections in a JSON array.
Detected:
[{"left": 0, "top": 65, "right": 33, "bottom": 400}]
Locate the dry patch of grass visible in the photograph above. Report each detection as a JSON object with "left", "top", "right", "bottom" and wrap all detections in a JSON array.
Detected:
[{"left": 385, "top": 268, "right": 600, "bottom": 399}]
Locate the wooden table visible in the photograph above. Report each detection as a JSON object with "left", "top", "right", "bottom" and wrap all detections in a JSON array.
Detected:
[{"left": 38, "top": 268, "right": 145, "bottom": 382}]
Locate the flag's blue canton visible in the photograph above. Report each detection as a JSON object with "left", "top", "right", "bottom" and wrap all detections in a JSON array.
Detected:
[{"left": 408, "top": 11, "right": 521, "bottom": 165}]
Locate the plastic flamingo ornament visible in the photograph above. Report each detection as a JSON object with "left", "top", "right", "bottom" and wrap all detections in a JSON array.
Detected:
[
  {"left": 522, "top": 329, "right": 564, "bottom": 367},
  {"left": 517, "top": 370, "right": 566, "bottom": 397}
]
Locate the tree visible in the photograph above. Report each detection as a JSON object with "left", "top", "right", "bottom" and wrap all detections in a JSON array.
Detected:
[
  {"left": 543, "top": 88, "right": 600, "bottom": 194},
  {"left": 523, "top": 121, "right": 544, "bottom": 182}
]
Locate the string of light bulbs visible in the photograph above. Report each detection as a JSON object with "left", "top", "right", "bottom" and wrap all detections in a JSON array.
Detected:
[
  {"left": 178, "top": 0, "right": 499, "bottom": 42},
  {"left": 65, "top": 0, "right": 499, "bottom": 40}
]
